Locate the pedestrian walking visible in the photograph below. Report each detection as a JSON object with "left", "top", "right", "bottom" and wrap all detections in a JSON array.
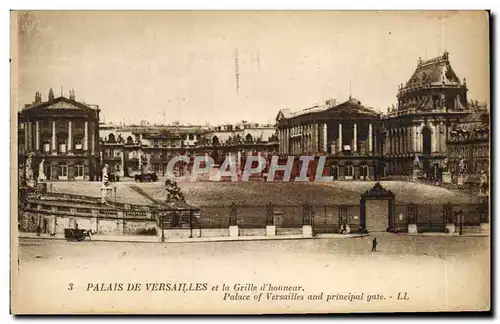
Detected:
[{"left": 371, "top": 238, "right": 377, "bottom": 252}]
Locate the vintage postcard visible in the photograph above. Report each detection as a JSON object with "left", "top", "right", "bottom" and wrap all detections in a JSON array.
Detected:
[{"left": 10, "top": 10, "right": 490, "bottom": 314}]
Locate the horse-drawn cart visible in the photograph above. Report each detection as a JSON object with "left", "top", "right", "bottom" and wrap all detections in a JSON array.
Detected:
[{"left": 64, "top": 228, "right": 92, "bottom": 241}]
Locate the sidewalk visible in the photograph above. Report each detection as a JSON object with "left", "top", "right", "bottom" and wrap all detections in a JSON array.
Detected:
[
  {"left": 18, "top": 232, "right": 368, "bottom": 244},
  {"left": 400, "top": 232, "right": 489, "bottom": 237}
]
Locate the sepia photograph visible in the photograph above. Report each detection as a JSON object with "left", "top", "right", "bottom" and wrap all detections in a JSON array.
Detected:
[{"left": 10, "top": 10, "right": 491, "bottom": 314}]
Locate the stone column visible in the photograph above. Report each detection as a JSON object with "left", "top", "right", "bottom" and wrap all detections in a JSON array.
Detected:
[
  {"left": 323, "top": 123, "right": 327, "bottom": 152},
  {"left": 120, "top": 150, "right": 125, "bottom": 177},
  {"left": 431, "top": 122, "right": 437, "bottom": 153},
  {"left": 285, "top": 128, "right": 289, "bottom": 154},
  {"left": 368, "top": 123, "right": 373, "bottom": 153},
  {"left": 440, "top": 122, "right": 446, "bottom": 153},
  {"left": 282, "top": 129, "right": 286, "bottom": 154},
  {"left": 394, "top": 130, "right": 398, "bottom": 154},
  {"left": 406, "top": 127, "right": 411, "bottom": 153},
  {"left": 353, "top": 123, "right": 357, "bottom": 153},
  {"left": 67, "top": 120, "right": 73, "bottom": 154},
  {"left": 28, "top": 122, "right": 33, "bottom": 151},
  {"left": 23, "top": 122, "right": 28, "bottom": 151},
  {"left": 26, "top": 122, "right": 31, "bottom": 151},
  {"left": 419, "top": 122, "right": 425, "bottom": 153},
  {"left": 282, "top": 129, "right": 285, "bottom": 154},
  {"left": 91, "top": 125, "right": 95, "bottom": 154},
  {"left": 35, "top": 121, "right": 40, "bottom": 151},
  {"left": 338, "top": 123, "right": 342, "bottom": 152},
  {"left": 313, "top": 124, "right": 317, "bottom": 153},
  {"left": 403, "top": 129, "right": 407, "bottom": 154},
  {"left": 412, "top": 125, "right": 417, "bottom": 152},
  {"left": 399, "top": 129, "right": 403, "bottom": 154},
  {"left": 51, "top": 120, "right": 56, "bottom": 154},
  {"left": 83, "top": 121, "right": 88, "bottom": 151}
]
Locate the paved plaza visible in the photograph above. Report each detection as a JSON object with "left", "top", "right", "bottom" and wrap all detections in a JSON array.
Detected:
[{"left": 15, "top": 234, "right": 490, "bottom": 313}]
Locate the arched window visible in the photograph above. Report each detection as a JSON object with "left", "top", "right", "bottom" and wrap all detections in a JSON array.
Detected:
[
  {"left": 108, "top": 133, "right": 116, "bottom": 143},
  {"left": 422, "top": 126, "right": 432, "bottom": 154},
  {"left": 245, "top": 134, "right": 253, "bottom": 143}
]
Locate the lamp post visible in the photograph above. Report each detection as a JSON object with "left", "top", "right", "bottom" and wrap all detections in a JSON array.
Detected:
[
  {"left": 459, "top": 209, "right": 463, "bottom": 236},
  {"left": 113, "top": 186, "right": 117, "bottom": 204},
  {"left": 161, "top": 215, "right": 165, "bottom": 243},
  {"left": 189, "top": 211, "right": 193, "bottom": 238}
]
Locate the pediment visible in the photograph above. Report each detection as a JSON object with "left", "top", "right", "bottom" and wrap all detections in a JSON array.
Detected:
[{"left": 44, "top": 100, "right": 84, "bottom": 110}]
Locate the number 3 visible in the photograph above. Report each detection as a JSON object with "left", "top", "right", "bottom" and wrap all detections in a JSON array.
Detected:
[{"left": 68, "top": 283, "right": 73, "bottom": 291}]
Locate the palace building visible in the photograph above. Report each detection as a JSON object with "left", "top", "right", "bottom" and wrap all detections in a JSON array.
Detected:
[
  {"left": 277, "top": 97, "right": 381, "bottom": 180},
  {"left": 18, "top": 89, "right": 101, "bottom": 181},
  {"left": 380, "top": 51, "right": 474, "bottom": 178},
  {"left": 276, "top": 51, "right": 486, "bottom": 183},
  {"left": 446, "top": 106, "right": 489, "bottom": 188}
]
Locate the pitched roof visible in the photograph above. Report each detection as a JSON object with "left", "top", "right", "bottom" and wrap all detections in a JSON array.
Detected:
[
  {"left": 21, "top": 96, "right": 98, "bottom": 112},
  {"left": 405, "top": 52, "right": 462, "bottom": 88},
  {"left": 277, "top": 97, "right": 379, "bottom": 121}
]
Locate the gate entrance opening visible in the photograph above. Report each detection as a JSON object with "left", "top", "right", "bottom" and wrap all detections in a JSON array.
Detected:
[{"left": 360, "top": 182, "right": 396, "bottom": 233}]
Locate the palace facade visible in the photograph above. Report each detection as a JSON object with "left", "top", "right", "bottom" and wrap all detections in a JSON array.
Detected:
[
  {"left": 276, "top": 51, "right": 487, "bottom": 183},
  {"left": 277, "top": 97, "right": 381, "bottom": 180},
  {"left": 380, "top": 51, "right": 474, "bottom": 178},
  {"left": 18, "top": 89, "right": 101, "bottom": 181},
  {"left": 97, "top": 121, "right": 278, "bottom": 178},
  {"left": 446, "top": 107, "right": 489, "bottom": 187}
]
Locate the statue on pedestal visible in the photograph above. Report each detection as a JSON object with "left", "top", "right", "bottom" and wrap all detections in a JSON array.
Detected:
[
  {"left": 102, "top": 163, "right": 109, "bottom": 186},
  {"left": 101, "top": 163, "right": 112, "bottom": 203},
  {"left": 443, "top": 158, "right": 449, "bottom": 172},
  {"left": 164, "top": 178, "right": 185, "bottom": 204},
  {"left": 458, "top": 158, "right": 467, "bottom": 175},
  {"left": 413, "top": 155, "right": 420, "bottom": 170},
  {"left": 25, "top": 153, "right": 35, "bottom": 188},
  {"left": 38, "top": 159, "right": 46, "bottom": 182},
  {"left": 479, "top": 170, "right": 488, "bottom": 196}
]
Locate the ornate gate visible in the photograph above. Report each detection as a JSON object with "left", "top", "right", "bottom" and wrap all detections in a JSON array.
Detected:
[{"left": 360, "top": 182, "right": 396, "bottom": 233}]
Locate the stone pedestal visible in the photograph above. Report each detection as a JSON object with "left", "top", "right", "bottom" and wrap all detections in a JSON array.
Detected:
[
  {"left": 445, "top": 223, "right": 456, "bottom": 234},
  {"left": 480, "top": 223, "right": 489, "bottom": 233},
  {"left": 408, "top": 224, "right": 418, "bottom": 234},
  {"left": 101, "top": 185, "right": 113, "bottom": 203},
  {"left": 229, "top": 225, "right": 239, "bottom": 237},
  {"left": 266, "top": 225, "right": 276, "bottom": 236},
  {"left": 412, "top": 169, "right": 422, "bottom": 181},
  {"left": 302, "top": 225, "right": 313, "bottom": 237},
  {"left": 36, "top": 182, "right": 48, "bottom": 194},
  {"left": 442, "top": 172, "right": 452, "bottom": 184}
]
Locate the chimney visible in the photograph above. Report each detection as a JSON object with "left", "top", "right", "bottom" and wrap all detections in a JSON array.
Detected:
[
  {"left": 34, "top": 91, "right": 42, "bottom": 103},
  {"left": 48, "top": 88, "right": 54, "bottom": 101},
  {"left": 69, "top": 88, "right": 75, "bottom": 101}
]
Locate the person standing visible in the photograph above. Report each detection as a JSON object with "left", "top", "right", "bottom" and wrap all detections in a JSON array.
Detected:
[{"left": 372, "top": 238, "right": 377, "bottom": 252}]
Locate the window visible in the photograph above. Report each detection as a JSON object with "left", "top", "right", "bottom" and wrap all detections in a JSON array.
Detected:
[
  {"left": 361, "top": 165, "right": 369, "bottom": 179},
  {"left": 43, "top": 140, "right": 51, "bottom": 153},
  {"left": 75, "top": 139, "right": 83, "bottom": 150},
  {"left": 58, "top": 140, "right": 66, "bottom": 153},
  {"left": 59, "top": 165, "right": 68, "bottom": 177},
  {"left": 75, "top": 165, "right": 84, "bottom": 178},
  {"left": 344, "top": 166, "right": 354, "bottom": 177}
]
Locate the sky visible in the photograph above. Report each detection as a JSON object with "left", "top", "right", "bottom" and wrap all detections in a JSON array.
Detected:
[{"left": 13, "top": 11, "right": 489, "bottom": 125}]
